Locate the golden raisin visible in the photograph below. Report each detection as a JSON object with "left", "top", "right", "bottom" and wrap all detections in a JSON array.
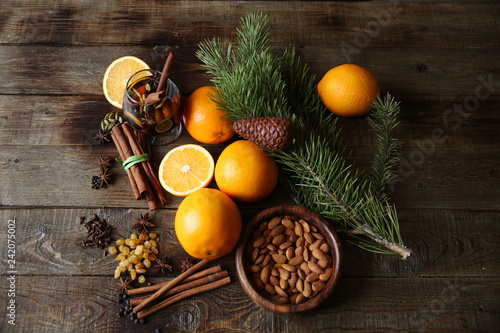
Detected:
[
  {"left": 108, "top": 246, "right": 118, "bottom": 255},
  {"left": 138, "top": 275, "right": 146, "bottom": 283}
]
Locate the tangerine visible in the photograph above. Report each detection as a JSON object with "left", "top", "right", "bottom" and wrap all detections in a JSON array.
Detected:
[
  {"left": 175, "top": 188, "right": 242, "bottom": 260},
  {"left": 183, "top": 86, "right": 235, "bottom": 144},
  {"left": 215, "top": 140, "right": 278, "bottom": 202},
  {"left": 317, "top": 64, "right": 380, "bottom": 117}
]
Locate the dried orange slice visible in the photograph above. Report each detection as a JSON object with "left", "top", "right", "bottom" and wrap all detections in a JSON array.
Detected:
[
  {"left": 158, "top": 144, "right": 215, "bottom": 197},
  {"left": 103, "top": 56, "right": 150, "bottom": 109}
]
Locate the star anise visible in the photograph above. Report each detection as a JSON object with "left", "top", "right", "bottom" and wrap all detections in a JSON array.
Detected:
[
  {"left": 180, "top": 257, "right": 195, "bottom": 272},
  {"left": 96, "top": 168, "right": 112, "bottom": 187},
  {"left": 155, "top": 256, "right": 172, "bottom": 274},
  {"left": 94, "top": 129, "right": 111, "bottom": 144},
  {"left": 141, "top": 109, "right": 156, "bottom": 127},
  {"left": 132, "top": 211, "right": 155, "bottom": 234},
  {"left": 116, "top": 277, "right": 134, "bottom": 294},
  {"left": 98, "top": 154, "right": 113, "bottom": 169}
]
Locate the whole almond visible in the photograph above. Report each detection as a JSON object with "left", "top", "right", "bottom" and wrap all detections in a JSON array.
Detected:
[
  {"left": 303, "top": 280, "right": 312, "bottom": 298},
  {"left": 270, "top": 275, "right": 279, "bottom": 286},
  {"left": 260, "top": 266, "right": 270, "bottom": 284},
  {"left": 303, "top": 247, "right": 310, "bottom": 261},
  {"left": 318, "top": 258, "right": 329, "bottom": 269},
  {"left": 289, "top": 234, "right": 299, "bottom": 242},
  {"left": 279, "top": 241, "right": 293, "bottom": 250},
  {"left": 300, "top": 261, "right": 311, "bottom": 275},
  {"left": 308, "top": 261, "right": 324, "bottom": 275},
  {"left": 312, "top": 232, "right": 324, "bottom": 240},
  {"left": 288, "top": 255, "right": 304, "bottom": 266},
  {"left": 275, "top": 296, "right": 289, "bottom": 304},
  {"left": 264, "top": 283, "right": 275, "bottom": 295},
  {"left": 312, "top": 281, "right": 326, "bottom": 292},
  {"left": 309, "top": 239, "right": 323, "bottom": 251},
  {"left": 268, "top": 216, "right": 282, "bottom": 229},
  {"left": 304, "top": 232, "right": 315, "bottom": 245},
  {"left": 295, "top": 246, "right": 304, "bottom": 257},
  {"left": 288, "top": 273, "right": 298, "bottom": 289},
  {"left": 262, "top": 254, "right": 272, "bottom": 266},
  {"left": 259, "top": 247, "right": 269, "bottom": 254},
  {"left": 254, "top": 254, "right": 264, "bottom": 265},
  {"left": 297, "top": 268, "right": 306, "bottom": 280},
  {"left": 286, "top": 247, "right": 295, "bottom": 260},
  {"left": 312, "top": 248, "right": 327, "bottom": 261},
  {"left": 319, "top": 243, "right": 330, "bottom": 253},
  {"left": 253, "top": 236, "right": 266, "bottom": 248},
  {"left": 271, "top": 225, "right": 285, "bottom": 236},
  {"left": 294, "top": 221, "right": 304, "bottom": 236},
  {"left": 258, "top": 222, "right": 268, "bottom": 232},
  {"left": 285, "top": 228, "right": 295, "bottom": 236},
  {"left": 272, "top": 253, "right": 287, "bottom": 264},
  {"left": 275, "top": 285, "right": 288, "bottom": 298},
  {"left": 282, "top": 218, "right": 295, "bottom": 228},
  {"left": 282, "top": 263, "right": 297, "bottom": 272},
  {"left": 272, "top": 234, "right": 286, "bottom": 246},
  {"left": 278, "top": 268, "right": 290, "bottom": 280},
  {"left": 280, "top": 278, "right": 289, "bottom": 290},
  {"left": 305, "top": 272, "right": 320, "bottom": 282},
  {"left": 266, "top": 243, "right": 277, "bottom": 252},
  {"left": 296, "top": 236, "right": 305, "bottom": 247},
  {"left": 289, "top": 293, "right": 299, "bottom": 304},
  {"left": 296, "top": 278, "right": 304, "bottom": 292},
  {"left": 299, "top": 219, "right": 310, "bottom": 233},
  {"left": 249, "top": 265, "right": 261, "bottom": 273},
  {"left": 319, "top": 268, "right": 333, "bottom": 282},
  {"left": 271, "top": 267, "right": 280, "bottom": 277},
  {"left": 296, "top": 293, "right": 307, "bottom": 304}
]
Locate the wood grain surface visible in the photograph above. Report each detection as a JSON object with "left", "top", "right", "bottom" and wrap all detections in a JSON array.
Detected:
[{"left": 0, "top": 0, "right": 499, "bottom": 332}]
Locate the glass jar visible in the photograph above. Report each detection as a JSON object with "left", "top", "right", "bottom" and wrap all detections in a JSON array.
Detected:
[{"left": 122, "top": 69, "right": 183, "bottom": 143}]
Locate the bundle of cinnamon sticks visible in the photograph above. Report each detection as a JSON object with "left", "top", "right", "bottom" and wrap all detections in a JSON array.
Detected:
[
  {"left": 111, "top": 123, "right": 167, "bottom": 210},
  {"left": 127, "top": 259, "right": 231, "bottom": 319}
]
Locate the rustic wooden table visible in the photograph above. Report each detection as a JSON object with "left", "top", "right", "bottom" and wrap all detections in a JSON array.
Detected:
[{"left": 1, "top": 1, "right": 499, "bottom": 332}]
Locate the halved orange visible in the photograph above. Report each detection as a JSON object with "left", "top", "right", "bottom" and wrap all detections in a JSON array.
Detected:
[
  {"left": 158, "top": 144, "right": 215, "bottom": 197},
  {"left": 103, "top": 56, "right": 150, "bottom": 109}
]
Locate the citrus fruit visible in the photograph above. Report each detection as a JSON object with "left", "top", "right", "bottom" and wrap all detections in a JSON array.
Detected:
[
  {"left": 175, "top": 188, "right": 242, "bottom": 259},
  {"left": 215, "top": 140, "right": 278, "bottom": 202},
  {"left": 158, "top": 144, "right": 215, "bottom": 197},
  {"left": 183, "top": 86, "right": 235, "bottom": 144},
  {"left": 103, "top": 56, "right": 150, "bottom": 109},
  {"left": 317, "top": 64, "right": 380, "bottom": 117},
  {"left": 155, "top": 119, "right": 173, "bottom": 133}
]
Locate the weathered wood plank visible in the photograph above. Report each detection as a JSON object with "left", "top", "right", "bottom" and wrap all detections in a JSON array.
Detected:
[
  {"left": 1, "top": 94, "right": 499, "bottom": 148},
  {"left": 1, "top": 45, "right": 499, "bottom": 98},
  {"left": 1, "top": 207, "right": 498, "bottom": 278},
  {"left": 1, "top": 145, "right": 498, "bottom": 210},
  {"left": 1, "top": 1, "right": 499, "bottom": 48},
  {"left": 0, "top": 275, "right": 498, "bottom": 332}
]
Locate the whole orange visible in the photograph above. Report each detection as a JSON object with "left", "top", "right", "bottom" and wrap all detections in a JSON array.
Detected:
[
  {"left": 175, "top": 188, "right": 242, "bottom": 260},
  {"left": 318, "top": 64, "right": 380, "bottom": 117},
  {"left": 215, "top": 140, "right": 278, "bottom": 202},
  {"left": 183, "top": 86, "right": 235, "bottom": 144}
]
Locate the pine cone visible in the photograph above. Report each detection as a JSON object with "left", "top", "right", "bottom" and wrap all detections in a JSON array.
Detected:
[{"left": 233, "top": 117, "right": 294, "bottom": 151}]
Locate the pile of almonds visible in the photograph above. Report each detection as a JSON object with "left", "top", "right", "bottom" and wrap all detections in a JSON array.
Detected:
[{"left": 245, "top": 215, "right": 333, "bottom": 305}]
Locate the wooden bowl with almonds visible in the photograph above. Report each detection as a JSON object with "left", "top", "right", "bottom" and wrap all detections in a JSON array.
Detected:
[{"left": 235, "top": 205, "right": 342, "bottom": 314}]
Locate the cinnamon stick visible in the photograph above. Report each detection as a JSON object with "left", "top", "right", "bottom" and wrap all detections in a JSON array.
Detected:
[
  {"left": 144, "top": 90, "right": 165, "bottom": 104},
  {"left": 112, "top": 125, "right": 157, "bottom": 210},
  {"left": 122, "top": 124, "right": 167, "bottom": 206},
  {"left": 136, "top": 276, "right": 231, "bottom": 319},
  {"left": 129, "top": 270, "right": 229, "bottom": 306},
  {"left": 133, "top": 259, "right": 210, "bottom": 313},
  {"left": 127, "top": 265, "right": 222, "bottom": 296},
  {"left": 157, "top": 51, "right": 176, "bottom": 93},
  {"left": 110, "top": 130, "right": 140, "bottom": 200}
]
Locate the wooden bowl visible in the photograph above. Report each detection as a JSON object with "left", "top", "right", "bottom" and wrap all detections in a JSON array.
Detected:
[{"left": 235, "top": 205, "right": 342, "bottom": 314}]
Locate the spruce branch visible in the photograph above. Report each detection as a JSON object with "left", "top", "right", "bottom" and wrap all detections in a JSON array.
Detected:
[
  {"left": 195, "top": 12, "right": 412, "bottom": 259},
  {"left": 367, "top": 93, "right": 402, "bottom": 201}
]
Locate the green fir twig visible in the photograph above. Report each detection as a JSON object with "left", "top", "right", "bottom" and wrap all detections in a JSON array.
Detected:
[{"left": 196, "top": 12, "right": 412, "bottom": 259}]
